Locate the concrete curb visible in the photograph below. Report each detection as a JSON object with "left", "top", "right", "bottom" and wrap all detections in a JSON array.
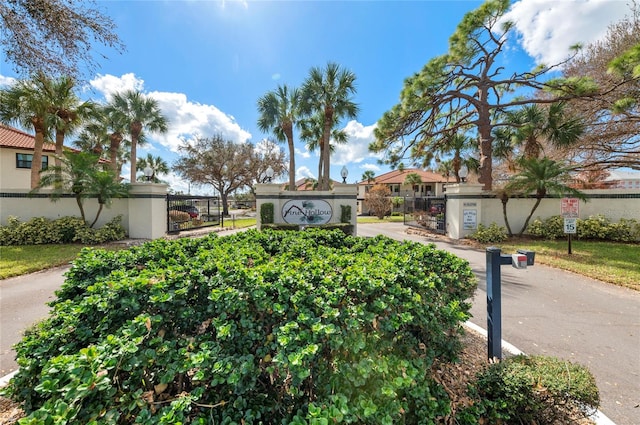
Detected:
[{"left": 464, "top": 321, "right": 616, "bottom": 425}]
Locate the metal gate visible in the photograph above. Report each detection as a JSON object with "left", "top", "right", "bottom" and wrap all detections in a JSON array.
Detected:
[
  {"left": 167, "top": 194, "right": 221, "bottom": 234},
  {"left": 404, "top": 196, "right": 446, "bottom": 234}
]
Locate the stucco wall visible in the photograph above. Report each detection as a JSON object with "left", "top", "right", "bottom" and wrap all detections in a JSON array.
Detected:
[
  {"left": 445, "top": 185, "right": 640, "bottom": 239},
  {"left": 0, "top": 184, "right": 168, "bottom": 239}
]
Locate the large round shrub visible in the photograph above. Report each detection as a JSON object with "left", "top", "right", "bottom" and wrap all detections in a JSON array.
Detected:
[{"left": 7, "top": 229, "right": 476, "bottom": 424}]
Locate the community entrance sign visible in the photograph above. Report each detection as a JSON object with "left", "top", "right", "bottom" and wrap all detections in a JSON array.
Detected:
[{"left": 282, "top": 199, "right": 333, "bottom": 225}]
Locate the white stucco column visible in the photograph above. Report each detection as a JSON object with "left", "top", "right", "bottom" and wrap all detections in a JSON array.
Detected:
[
  {"left": 445, "top": 183, "right": 484, "bottom": 239},
  {"left": 127, "top": 183, "right": 168, "bottom": 240}
]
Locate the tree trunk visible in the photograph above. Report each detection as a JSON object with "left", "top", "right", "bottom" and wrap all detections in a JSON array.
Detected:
[
  {"left": 130, "top": 122, "right": 143, "bottom": 184},
  {"left": 30, "top": 124, "right": 45, "bottom": 189},
  {"left": 109, "top": 133, "right": 122, "bottom": 177},
  {"left": 321, "top": 107, "right": 333, "bottom": 191},
  {"left": 500, "top": 192, "right": 513, "bottom": 237},
  {"left": 221, "top": 192, "right": 229, "bottom": 216},
  {"left": 476, "top": 88, "right": 493, "bottom": 191},
  {"left": 283, "top": 122, "right": 296, "bottom": 191},
  {"left": 89, "top": 203, "right": 104, "bottom": 228},
  {"left": 75, "top": 195, "right": 87, "bottom": 223},
  {"left": 518, "top": 197, "right": 543, "bottom": 237},
  {"left": 55, "top": 129, "right": 65, "bottom": 168}
]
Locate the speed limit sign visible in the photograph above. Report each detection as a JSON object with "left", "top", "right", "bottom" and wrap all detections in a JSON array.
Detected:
[{"left": 564, "top": 218, "right": 577, "bottom": 234}]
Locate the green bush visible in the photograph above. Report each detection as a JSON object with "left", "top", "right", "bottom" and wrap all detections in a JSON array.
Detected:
[
  {"left": 340, "top": 204, "right": 352, "bottom": 223},
  {"left": 458, "top": 355, "right": 599, "bottom": 424},
  {"left": 260, "top": 202, "right": 274, "bottom": 224},
  {"left": 527, "top": 215, "right": 566, "bottom": 240},
  {"left": 0, "top": 215, "right": 126, "bottom": 245},
  {"left": 528, "top": 214, "right": 640, "bottom": 242},
  {"left": 6, "top": 229, "right": 476, "bottom": 424},
  {"left": 468, "top": 223, "right": 507, "bottom": 244}
]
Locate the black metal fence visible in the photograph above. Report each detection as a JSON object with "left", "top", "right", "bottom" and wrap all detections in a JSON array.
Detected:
[
  {"left": 167, "top": 194, "right": 221, "bottom": 234},
  {"left": 404, "top": 196, "right": 447, "bottom": 234}
]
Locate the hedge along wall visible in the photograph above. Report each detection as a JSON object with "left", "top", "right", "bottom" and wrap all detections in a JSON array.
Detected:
[
  {"left": 0, "top": 183, "right": 169, "bottom": 239},
  {"left": 255, "top": 183, "right": 358, "bottom": 235},
  {"left": 444, "top": 185, "right": 640, "bottom": 239}
]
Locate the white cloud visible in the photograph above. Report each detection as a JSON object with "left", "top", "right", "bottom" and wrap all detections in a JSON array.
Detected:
[
  {"left": 296, "top": 166, "right": 315, "bottom": 181},
  {"left": 332, "top": 120, "right": 382, "bottom": 165},
  {"left": 88, "top": 73, "right": 252, "bottom": 154},
  {"left": 90, "top": 73, "right": 144, "bottom": 100},
  {"left": 0, "top": 75, "right": 16, "bottom": 87},
  {"left": 295, "top": 147, "right": 312, "bottom": 159},
  {"left": 505, "top": 0, "right": 630, "bottom": 65},
  {"left": 360, "top": 163, "right": 381, "bottom": 172}
]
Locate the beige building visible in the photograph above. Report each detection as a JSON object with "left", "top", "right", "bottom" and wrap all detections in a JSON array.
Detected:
[
  {"left": 0, "top": 124, "right": 57, "bottom": 190},
  {"left": 357, "top": 168, "right": 450, "bottom": 214}
]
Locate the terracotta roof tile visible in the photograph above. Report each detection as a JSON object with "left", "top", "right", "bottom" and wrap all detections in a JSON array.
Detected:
[
  {"left": 0, "top": 124, "right": 56, "bottom": 152},
  {"left": 358, "top": 168, "right": 449, "bottom": 184}
]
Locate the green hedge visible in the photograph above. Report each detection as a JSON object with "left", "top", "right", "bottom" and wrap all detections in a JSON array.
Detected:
[
  {"left": 527, "top": 214, "right": 640, "bottom": 242},
  {"left": 6, "top": 228, "right": 476, "bottom": 424},
  {"left": 0, "top": 215, "right": 127, "bottom": 245}
]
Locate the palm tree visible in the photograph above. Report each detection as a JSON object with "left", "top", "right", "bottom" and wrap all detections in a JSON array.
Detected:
[
  {"left": 257, "top": 84, "right": 301, "bottom": 191},
  {"left": 33, "top": 151, "right": 102, "bottom": 223},
  {"left": 108, "top": 90, "right": 168, "bottom": 183},
  {"left": 437, "top": 159, "right": 454, "bottom": 182},
  {"left": 136, "top": 153, "right": 169, "bottom": 183},
  {"left": 0, "top": 75, "right": 52, "bottom": 189},
  {"left": 404, "top": 172, "right": 423, "bottom": 194},
  {"left": 94, "top": 103, "right": 130, "bottom": 178},
  {"left": 44, "top": 74, "right": 96, "bottom": 168},
  {"left": 301, "top": 62, "right": 359, "bottom": 190},
  {"left": 496, "top": 102, "right": 584, "bottom": 161},
  {"left": 506, "top": 157, "right": 586, "bottom": 236},
  {"left": 299, "top": 112, "right": 348, "bottom": 183},
  {"left": 362, "top": 170, "right": 376, "bottom": 184},
  {"left": 88, "top": 169, "right": 130, "bottom": 228}
]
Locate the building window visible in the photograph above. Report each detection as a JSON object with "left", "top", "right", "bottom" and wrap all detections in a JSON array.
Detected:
[{"left": 16, "top": 153, "right": 48, "bottom": 170}]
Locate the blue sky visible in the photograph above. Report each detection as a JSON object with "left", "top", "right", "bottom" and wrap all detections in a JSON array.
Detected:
[{"left": 0, "top": 0, "right": 632, "bottom": 194}]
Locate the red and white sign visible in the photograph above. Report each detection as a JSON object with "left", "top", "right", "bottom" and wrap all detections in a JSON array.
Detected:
[{"left": 561, "top": 198, "right": 579, "bottom": 218}]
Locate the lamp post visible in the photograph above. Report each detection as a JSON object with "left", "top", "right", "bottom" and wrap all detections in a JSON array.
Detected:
[
  {"left": 341, "top": 166, "right": 348, "bottom": 184},
  {"left": 265, "top": 166, "right": 274, "bottom": 183},
  {"left": 459, "top": 166, "right": 468, "bottom": 183},
  {"left": 143, "top": 166, "right": 153, "bottom": 183}
]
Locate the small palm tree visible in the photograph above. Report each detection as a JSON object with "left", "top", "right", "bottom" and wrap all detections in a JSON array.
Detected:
[
  {"left": 108, "top": 90, "right": 168, "bottom": 183},
  {"left": 88, "top": 169, "right": 130, "bottom": 228},
  {"left": 33, "top": 151, "right": 101, "bottom": 223},
  {"left": 404, "top": 172, "right": 423, "bottom": 193},
  {"left": 362, "top": 170, "right": 376, "bottom": 184},
  {"left": 300, "top": 62, "right": 359, "bottom": 190},
  {"left": 257, "top": 84, "right": 301, "bottom": 191},
  {"left": 136, "top": 153, "right": 169, "bottom": 183},
  {"left": 506, "top": 157, "right": 586, "bottom": 236}
]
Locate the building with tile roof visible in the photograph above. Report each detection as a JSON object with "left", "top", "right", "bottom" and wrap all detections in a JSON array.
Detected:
[
  {"left": 0, "top": 124, "right": 57, "bottom": 190},
  {"left": 356, "top": 168, "right": 451, "bottom": 214}
]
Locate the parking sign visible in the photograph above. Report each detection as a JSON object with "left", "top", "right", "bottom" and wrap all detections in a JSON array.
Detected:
[{"left": 561, "top": 198, "right": 579, "bottom": 218}]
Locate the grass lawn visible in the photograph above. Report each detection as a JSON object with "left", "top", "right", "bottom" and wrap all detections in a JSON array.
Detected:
[
  {"left": 225, "top": 217, "right": 257, "bottom": 228},
  {"left": 496, "top": 239, "right": 640, "bottom": 291},
  {"left": 357, "top": 215, "right": 405, "bottom": 223},
  {"left": 0, "top": 244, "right": 87, "bottom": 279}
]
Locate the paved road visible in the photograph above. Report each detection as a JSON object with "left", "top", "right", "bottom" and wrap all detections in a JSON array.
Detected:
[
  {"left": 357, "top": 223, "right": 640, "bottom": 425},
  {"left": 1, "top": 224, "right": 638, "bottom": 424}
]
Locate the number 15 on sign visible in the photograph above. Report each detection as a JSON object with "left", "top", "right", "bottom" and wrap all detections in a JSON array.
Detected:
[{"left": 564, "top": 218, "right": 577, "bottom": 234}]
